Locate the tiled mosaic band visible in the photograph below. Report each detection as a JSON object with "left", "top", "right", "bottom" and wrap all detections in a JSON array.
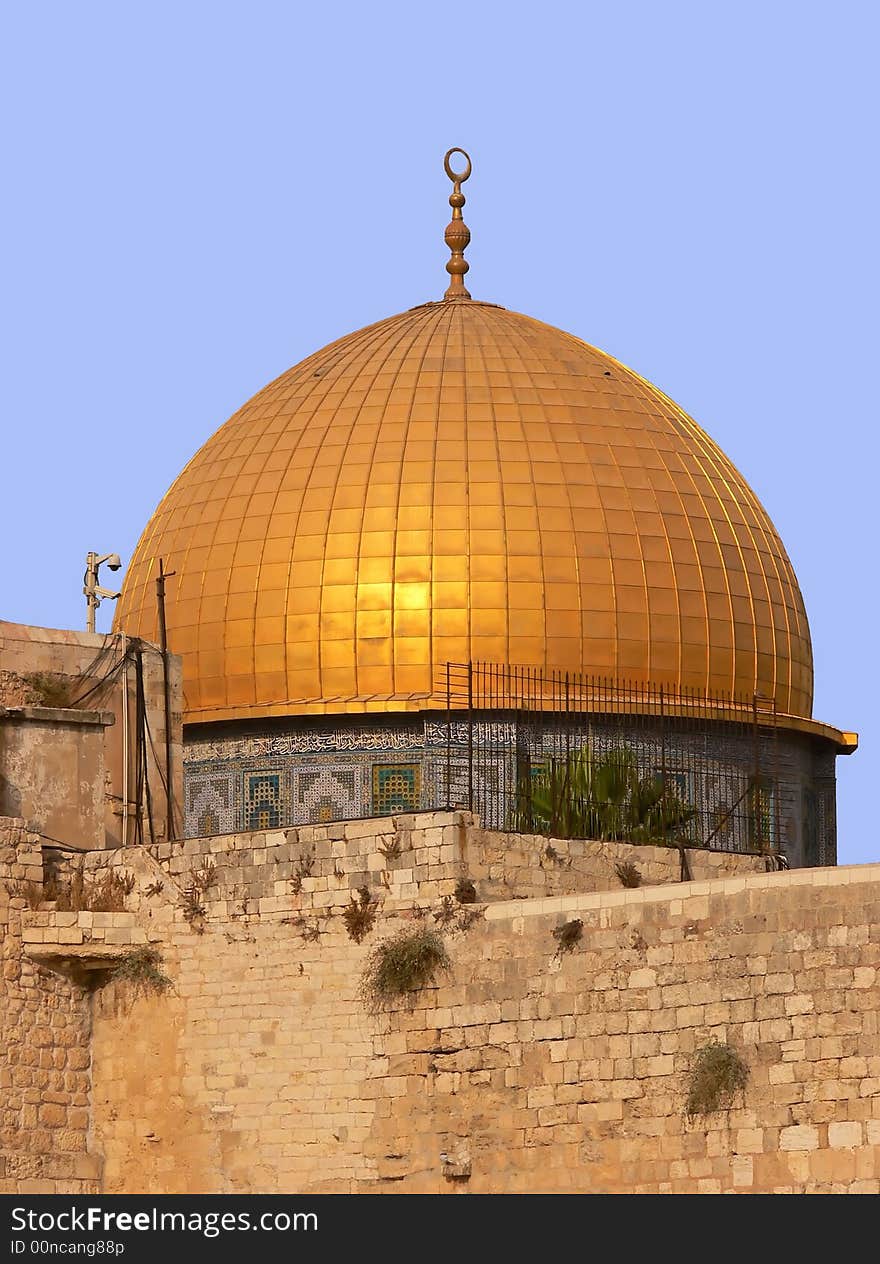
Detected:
[{"left": 183, "top": 713, "right": 836, "bottom": 868}]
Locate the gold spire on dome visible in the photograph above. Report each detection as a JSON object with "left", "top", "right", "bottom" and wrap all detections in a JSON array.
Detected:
[{"left": 443, "top": 147, "right": 472, "bottom": 300}]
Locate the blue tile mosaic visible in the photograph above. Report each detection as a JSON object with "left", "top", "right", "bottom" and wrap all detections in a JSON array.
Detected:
[{"left": 181, "top": 712, "right": 834, "bottom": 868}]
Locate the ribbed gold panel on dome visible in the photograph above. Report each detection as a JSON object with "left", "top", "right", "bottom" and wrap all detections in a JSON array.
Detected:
[{"left": 115, "top": 300, "right": 814, "bottom": 722}]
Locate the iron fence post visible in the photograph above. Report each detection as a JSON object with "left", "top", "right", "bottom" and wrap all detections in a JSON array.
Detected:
[
  {"left": 467, "top": 660, "right": 474, "bottom": 814},
  {"left": 446, "top": 661, "right": 452, "bottom": 810},
  {"left": 753, "top": 693, "right": 763, "bottom": 853}
]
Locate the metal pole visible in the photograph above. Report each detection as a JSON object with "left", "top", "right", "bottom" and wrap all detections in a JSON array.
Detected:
[
  {"left": 752, "top": 694, "right": 763, "bottom": 852},
  {"left": 85, "top": 552, "right": 98, "bottom": 633},
  {"left": 83, "top": 550, "right": 121, "bottom": 632},
  {"left": 467, "top": 660, "right": 474, "bottom": 814},
  {"left": 660, "top": 684, "right": 666, "bottom": 792},
  {"left": 155, "top": 558, "right": 176, "bottom": 841},
  {"left": 133, "top": 645, "right": 145, "bottom": 846},
  {"left": 120, "top": 633, "right": 129, "bottom": 847},
  {"left": 446, "top": 662, "right": 451, "bottom": 810},
  {"left": 772, "top": 700, "right": 780, "bottom": 856}
]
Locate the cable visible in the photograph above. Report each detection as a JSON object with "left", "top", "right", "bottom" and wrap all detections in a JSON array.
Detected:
[
  {"left": 22, "top": 829, "right": 90, "bottom": 853},
  {"left": 71, "top": 632, "right": 118, "bottom": 684},
  {"left": 58, "top": 641, "right": 122, "bottom": 710},
  {"left": 67, "top": 641, "right": 127, "bottom": 707},
  {"left": 68, "top": 658, "right": 125, "bottom": 709},
  {"left": 143, "top": 705, "right": 180, "bottom": 838}
]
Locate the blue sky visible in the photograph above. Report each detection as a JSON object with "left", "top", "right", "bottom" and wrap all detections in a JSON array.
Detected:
[{"left": 1, "top": 2, "right": 876, "bottom": 862}]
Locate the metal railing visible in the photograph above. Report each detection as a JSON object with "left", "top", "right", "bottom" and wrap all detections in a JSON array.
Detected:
[{"left": 438, "top": 663, "right": 781, "bottom": 856}]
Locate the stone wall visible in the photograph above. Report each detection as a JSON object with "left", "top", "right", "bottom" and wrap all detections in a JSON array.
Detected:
[
  {"left": 0, "top": 621, "right": 182, "bottom": 849},
  {"left": 79, "top": 813, "right": 879, "bottom": 1193},
  {"left": 459, "top": 824, "right": 769, "bottom": 900},
  {"left": 406, "top": 873, "right": 879, "bottom": 1193},
  {"left": 0, "top": 818, "right": 99, "bottom": 1194},
  {"left": 3, "top": 810, "right": 877, "bottom": 1194},
  {"left": 146, "top": 812, "right": 768, "bottom": 914},
  {"left": 0, "top": 707, "right": 113, "bottom": 851}
]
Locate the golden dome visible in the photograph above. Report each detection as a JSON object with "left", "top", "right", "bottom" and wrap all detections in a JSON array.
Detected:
[{"left": 116, "top": 298, "right": 813, "bottom": 723}]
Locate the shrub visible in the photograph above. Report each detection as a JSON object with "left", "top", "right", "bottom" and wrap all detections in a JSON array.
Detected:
[
  {"left": 282, "top": 914, "right": 323, "bottom": 941},
  {"left": 47, "top": 864, "right": 134, "bottom": 913},
  {"left": 360, "top": 928, "right": 451, "bottom": 1012},
  {"left": 180, "top": 886, "right": 206, "bottom": 928},
  {"left": 433, "top": 893, "right": 483, "bottom": 934},
  {"left": 686, "top": 1041, "right": 749, "bottom": 1119},
  {"left": 295, "top": 848, "right": 315, "bottom": 879},
  {"left": 109, "top": 947, "right": 172, "bottom": 994},
  {"left": 615, "top": 860, "right": 643, "bottom": 888},
  {"left": 379, "top": 836, "right": 402, "bottom": 861},
  {"left": 456, "top": 906, "right": 484, "bottom": 933},
  {"left": 342, "top": 886, "right": 377, "bottom": 943},
  {"left": 22, "top": 671, "right": 74, "bottom": 708},
  {"left": 454, "top": 877, "right": 477, "bottom": 904},
  {"left": 516, "top": 746, "right": 696, "bottom": 844},
  {"left": 552, "top": 918, "right": 583, "bottom": 955},
  {"left": 192, "top": 859, "right": 217, "bottom": 893},
  {"left": 433, "top": 895, "right": 457, "bottom": 926}
]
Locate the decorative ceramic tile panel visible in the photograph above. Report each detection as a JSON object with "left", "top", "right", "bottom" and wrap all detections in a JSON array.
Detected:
[
  {"left": 292, "top": 765, "right": 365, "bottom": 824},
  {"left": 815, "top": 782, "right": 836, "bottom": 866},
  {"left": 245, "top": 771, "right": 285, "bottom": 831},
  {"left": 185, "top": 771, "right": 236, "bottom": 838},
  {"left": 372, "top": 764, "right": 421, "bottom": 815},
  {"left": 187, "top": 720, "right": 424, "bottom": 763}
]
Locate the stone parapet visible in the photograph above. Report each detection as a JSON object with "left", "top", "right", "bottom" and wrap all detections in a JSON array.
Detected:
[
  {"left": 86, "top": 815, "right": 880, "bottom": 1193},
  {"left": 146, "top": 810, "right": 767, "bottom": 924}
]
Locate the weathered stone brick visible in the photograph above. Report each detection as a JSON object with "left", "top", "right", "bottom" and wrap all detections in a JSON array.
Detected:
[
  {"left": 779, "top": 1125, "right": 820, "bottom": 1151},
  {"left": 827, "top": 1121, "right": 863, "bottom": 1148}
]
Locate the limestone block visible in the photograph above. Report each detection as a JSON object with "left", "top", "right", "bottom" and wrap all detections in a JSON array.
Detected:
[
  {"left": 102, "top": 930, "right": 132, "bottom": 946},
  {"left": 779, "top": 1125, "right": 820, "bottom": 1151},
  {"left": 730, "top": 1154, "right": 754, "bottom": 1187},
  {"left": 827, "top": 1121, "right": 863, "bottom": 1148},
  {"left": 734, "top": 1128, "right": 764, "bottom": 1154},
  {"left": 55, "top": 929, "right": 84, "bottom": 946},
  {"left": 628, "top": 968, "right": 657, "bottom": 989},
  {"left": 784, "top": 993, "right": 814, "bottom": 1015}
]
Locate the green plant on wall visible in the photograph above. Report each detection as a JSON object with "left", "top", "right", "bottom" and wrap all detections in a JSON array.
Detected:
[
  {"left": 359, "top": 928, "right": 451, "bottom": 1012},
  {"left": 552, "top": 918, "right": 583, "bottom": 956},
  {"left": 514, "top": 746, "right": 695, "bottom": 844},
  {"left": 46, "top": 864, "right": 135, "bottom": 913},
  {"left": 685, "top": 1040, "right": 749, "bottom": 1120},
  {"left": 108, "top": 947, "right": 172, "bottom": 995},
  {"left": 342, "top": 886, "right": 377, "bottom": 944},
  {"left": 615, "top": 860, "right": 643, "bottom": 889},
  {"left": 21, "top": 671, "right": 75, "bottom": 708}
]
